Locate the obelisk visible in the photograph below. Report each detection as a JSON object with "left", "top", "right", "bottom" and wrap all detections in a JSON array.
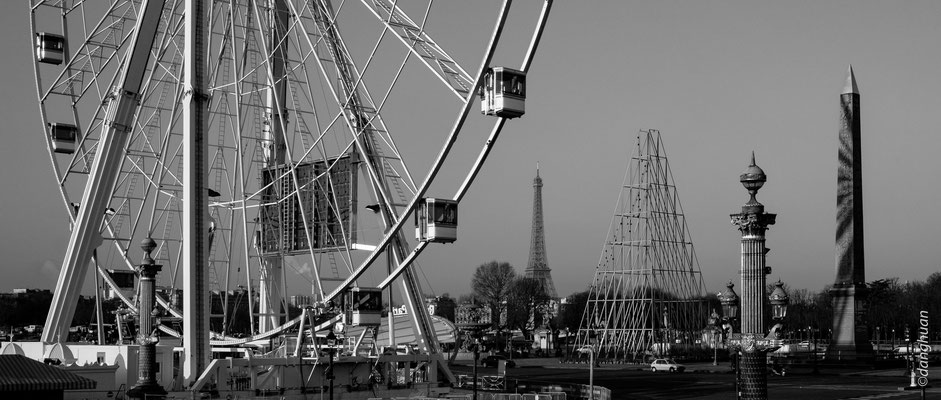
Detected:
[{"left": 829, "top": 65, "right": 871, "bottom": 360}]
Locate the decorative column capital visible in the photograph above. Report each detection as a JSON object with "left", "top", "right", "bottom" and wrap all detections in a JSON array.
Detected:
[
  {"left": 730, "top": 212, "right": 776, "bottom": 235},
  {"left": 137, "top": 264, "right": 162, "bottom": 278}
]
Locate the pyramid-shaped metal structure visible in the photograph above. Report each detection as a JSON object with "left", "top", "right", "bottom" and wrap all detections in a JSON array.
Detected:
[{"left": 574, "top": 130, "right": 707, "bottom": 361}]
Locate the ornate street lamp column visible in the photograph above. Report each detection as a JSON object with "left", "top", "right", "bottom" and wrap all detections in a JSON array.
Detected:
[
  {"left": 127, "top": 238, "right": 167, "bottom": 399},
  {"left": 456, "top": 302, "right": 489, "bottom": 400},
  {"left": 730, "top": 153, "right": 776, "bottom": 400},
  {"left": 718, "top": 282, "right": 740, "bottom": 397}
]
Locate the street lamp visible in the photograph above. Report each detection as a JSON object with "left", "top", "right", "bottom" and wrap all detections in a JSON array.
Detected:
[
  {"left": 456, "top": 302, "right": 489, "bottom": 400},
  {"left": 875, "top": 326, "right": 881, "bottom": 359},
  {"left": 808, "top": 326, "right": 819, "bottom": 374},
  {"left": 892, "top": 328, "right": 896, "bottom": 353},
  {"left": 708, "top": 310, "right": 720, "bottom": 366},
  {"left": 578, "top": 346, "right": 595, "bottom": 400},
  {"left": 473, "top": 336, "right": 481, "bottom": 400},
  {"left": 718, "top": 282, "right": 740, "bottom": 327},
  {"left": 905, "top": 325, "right": 916, "bottom": 388},
  {"left": 769, "top": 281, "right": 789, "bottom": 322},
  {"left": 767, "top": 281, "right": 789, "bottom": 376},
  {"left": 326, "top": 330, "right": 337, "bottom": 400},
  {"left": 717, "top": 282, "right": 740, "bottom": 397}
]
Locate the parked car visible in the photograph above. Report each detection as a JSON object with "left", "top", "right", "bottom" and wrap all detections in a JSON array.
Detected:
[
  {"left": 650, "top": 358, "right": 685, "bottom": 372},
  {"left": 481, "top": 354, "right": 516, "bottom": 368}
]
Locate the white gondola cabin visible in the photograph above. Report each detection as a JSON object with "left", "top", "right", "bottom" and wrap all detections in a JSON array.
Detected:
[
  {"left": 480, "top": 67, "right": 526, "bottom": 118},
  {"left": 48, "top": 123, "right": 78, "bottom": 154},
  {"left": 36, "top": 32, "right": 65, "bottom": 65},
  {"left": 344, "top": 287, "right": 383, "bottom": 326},
  {"left": 415, "top": 198, "right": 457, "bottom": 243}
]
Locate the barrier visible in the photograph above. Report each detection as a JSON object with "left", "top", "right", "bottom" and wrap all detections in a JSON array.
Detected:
[
  {"left": 522, "top": 394, "right": 551, "bottom": 400},
  {"left": 486, "top": 394, "right": 522, "bottom": 400},
  {"left": 482, "top": 375, "right": 506, "bottom": 390}
]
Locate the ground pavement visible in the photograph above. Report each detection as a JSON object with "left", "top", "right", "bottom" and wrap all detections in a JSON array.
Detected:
[{"left": 449, "top": 356, "right": 941, "bottom": 399}]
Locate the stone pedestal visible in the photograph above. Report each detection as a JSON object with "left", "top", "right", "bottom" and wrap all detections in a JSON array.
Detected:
[
  {"left": 739, "top": 351, "right": 768, "bottom": 400},
  {"left": 827, "top": 284, "right": 872, "bottom": 361}
]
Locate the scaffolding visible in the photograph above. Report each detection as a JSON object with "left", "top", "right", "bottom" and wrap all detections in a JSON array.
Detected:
[{"left": 574, "top": 129, "right": 707, "bottom": 362}]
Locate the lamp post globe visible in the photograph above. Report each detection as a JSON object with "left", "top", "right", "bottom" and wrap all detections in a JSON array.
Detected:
[
  {"left": 740, "top": 152, "right": 767, "bottom": 212},
  {"left": 740, "top": 158, "right": 766, "bottom": 190}
]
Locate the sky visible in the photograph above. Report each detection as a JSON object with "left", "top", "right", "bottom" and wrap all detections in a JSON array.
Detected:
[{"left": 2, "top": 1, "right": 941, "bottom": 302}]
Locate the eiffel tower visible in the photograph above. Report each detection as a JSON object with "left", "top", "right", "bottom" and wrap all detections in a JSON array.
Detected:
[
  {"left": 525, "top": 166, "right": 557, "bottom": 298},
  {"left": 574, "top": 130, "right": 707, "bottom": 361}
]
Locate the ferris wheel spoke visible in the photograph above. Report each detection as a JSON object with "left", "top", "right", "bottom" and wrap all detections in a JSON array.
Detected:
[
  {"left": 47, "top": 1, "right": 138, "bottom": 103},
  {"left": 324, "top": 0, "right": 513, "bottom": 305},
  {"left": 284, "top": 0, "right": 407, "bottom": 221},
  {"left": 361, "top": 0, "right": 474, "bottom": 102}
]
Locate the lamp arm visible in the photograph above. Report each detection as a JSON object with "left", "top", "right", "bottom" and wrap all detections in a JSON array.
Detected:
[{"left": 765, "top": 323, "right": 784, "bottom": 340}]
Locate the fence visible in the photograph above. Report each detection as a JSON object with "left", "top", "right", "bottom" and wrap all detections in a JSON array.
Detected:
[{"left": 480, "top": 392, "right": 566, "bottom": 400}]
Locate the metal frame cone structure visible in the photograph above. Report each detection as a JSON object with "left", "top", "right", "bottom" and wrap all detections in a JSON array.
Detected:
[{"left": 575, "top": 129, "right": 707, "bottom": 361}]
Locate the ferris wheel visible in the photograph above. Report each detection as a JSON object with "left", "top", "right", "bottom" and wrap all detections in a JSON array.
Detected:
[{"left": 30, "top": 0, "right": 551, "bottom": 357}]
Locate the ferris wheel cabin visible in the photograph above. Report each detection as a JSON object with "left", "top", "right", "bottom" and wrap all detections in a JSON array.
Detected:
[
  {"left": 343, "top": 287, "right": 383, "bottom": 326},
  {"left": 415, "top": 198, "right": 457, "bottom": 243},
  {"left": 48, "top": 123, "right": 78, "bottom": 154},
  {"left": 480, "top": 67, "right": 526, "bottom": 118},
  {"left": 36, "top": 32, "right": 65, "bottom": 65}
]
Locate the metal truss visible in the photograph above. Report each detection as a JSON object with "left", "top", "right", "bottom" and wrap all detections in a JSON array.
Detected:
[{"left": 574, "top": 130, "right": 708, "bottom": 361}]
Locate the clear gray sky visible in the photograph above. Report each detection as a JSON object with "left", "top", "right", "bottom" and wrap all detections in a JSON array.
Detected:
[{"left": 2, "top": 1, "right": 940, "bottom": 300}]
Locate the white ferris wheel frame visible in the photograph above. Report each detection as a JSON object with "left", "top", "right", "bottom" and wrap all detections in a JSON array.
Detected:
[{"left": 30, "top": 0, "right": 552, "bottom": 383}]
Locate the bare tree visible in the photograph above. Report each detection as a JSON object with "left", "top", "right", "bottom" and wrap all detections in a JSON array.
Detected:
[
  {"left": 556, "top": 290, "right": 589, "bottom": 332},
  {"left": 505, "top": 277, "right": 552, "bottom": 338},
  {"left": 471, "top": 261, "right": 517, "bottom": 329},
  {"left": 456, "top": 293, "right": 478, "bottom": 305}
]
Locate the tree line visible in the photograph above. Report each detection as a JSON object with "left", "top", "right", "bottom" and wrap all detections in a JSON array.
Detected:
[
  {"left": 784, "top": 272, "right": 941, "bottom": 342},
  {"left": 551, "top": 272, "right": 941, "bottom": 342},
  {"left": 463, "top": 261, "right": 554, "bottom": 339},
  {"left": 0, "top": 291, "right": 115, "bottom": 330},
  {"left": 5, "top": 268, "right": 937, "bottom": 343}
]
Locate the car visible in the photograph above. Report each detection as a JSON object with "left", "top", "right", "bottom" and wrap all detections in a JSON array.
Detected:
[
  {"left": 481, "top": 354, "right": 516, "bottom": 368},
  {"left": 650, "top": 358, "right": 685, "bottom": 373}
]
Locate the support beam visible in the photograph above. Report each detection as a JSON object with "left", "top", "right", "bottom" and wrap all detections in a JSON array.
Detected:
[
  {"left": 42, "top": 0, "right": 166, "bottom": 344},
  {"left": 258, "top": 0, "right": 290, "bottom": 334},
  {"left": 183, "top": 0, "right": 210, "bottom": 384}
]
